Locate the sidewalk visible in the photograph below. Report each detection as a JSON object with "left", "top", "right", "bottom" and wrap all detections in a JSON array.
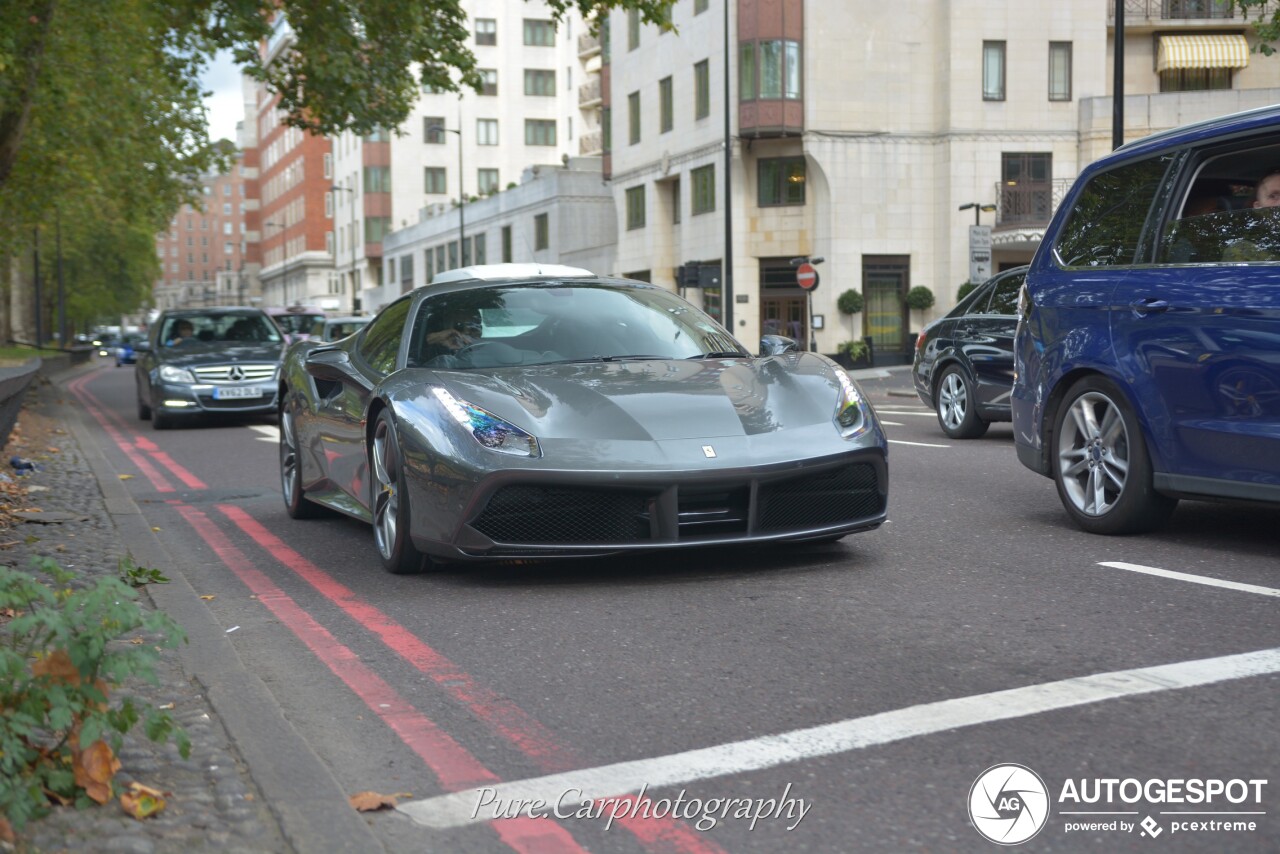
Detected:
[{"left": 1, "top": 364, "right": 380, "bottom": 853}]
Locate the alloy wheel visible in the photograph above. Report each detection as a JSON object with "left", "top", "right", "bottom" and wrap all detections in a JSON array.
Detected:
[
  {"left": 938, "top": 371, "right": 968, "bottom": 431},
  {"left": 1056, "top": 390, "right": 1130, "bottom": 517},
  {"left": 371, "top": 419, "right": 399, "bottom": 560}
]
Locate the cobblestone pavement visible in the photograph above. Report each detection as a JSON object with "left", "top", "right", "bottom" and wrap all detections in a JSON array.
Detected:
[{"left": 2, "top": 370, "right": 288, "bottom": 854}]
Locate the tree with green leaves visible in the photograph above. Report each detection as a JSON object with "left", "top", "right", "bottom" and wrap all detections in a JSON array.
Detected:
[
  {"left": 0, "top": 0, "right": 674, "bottom": 340},
  {"left": 1236, "top": 1, "right": 1280, "bottom": 55}
]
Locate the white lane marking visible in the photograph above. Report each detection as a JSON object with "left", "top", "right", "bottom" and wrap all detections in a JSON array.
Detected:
[
  {"left": 888, "top": 439, "right": 949, "bottom": 448},
  {"left": 398, "top": 647, "right": 1280, "bottom": 830},
  {"left": 1099, "top": 562, "right": 1280, "bottom": 598},
  {"left": 873, "top": 410, "right": 935, "bottom": 417},
  {"left": 249, "top": 425, "right": 280, "bottom": 443},
  {"left": 878, "top": 421, "right": 904, "bottom": 427}
]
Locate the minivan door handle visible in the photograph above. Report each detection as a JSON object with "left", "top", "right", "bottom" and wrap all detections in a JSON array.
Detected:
[{"left": 1130, "top": 298, "right": 1170, "bottom": 315}]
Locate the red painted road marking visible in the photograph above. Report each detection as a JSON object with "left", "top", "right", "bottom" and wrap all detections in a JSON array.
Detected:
[
  {"left": 173, "top": 501, "right": 591, "bottom": 854},
  {"left": 69, "top": 372, "right": 207, "bottom": 490},
  {"left": 68, "top": 374, "right": 175, "bottom": 492},
  {"left": 218, "top": 505, "right": 729, "bottom": 854}
]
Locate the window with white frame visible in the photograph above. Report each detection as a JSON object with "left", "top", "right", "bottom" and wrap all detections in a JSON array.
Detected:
[
  {"left": 475, "top": 18, "right": 496, "bottom": 45},
  {"left": 525, "top": 119, "right": 556, "bottom": 146},
  {"left": 425, "top": 167, "right": 446, "bottom": 194},
  {"left": 626, "top": 185, "right": 645, "bottom": 229},
  {"left": 477, "top": 118, "right": 499, "bottom": 145},
  {"left": 1049, "top": 42, "right": 1072, "bottom": 101},
  {"left": 983, "top": 41, "right": 1006, "bottom": 101},
  {"left": 525, "top": 69, "right": 555, "bottom": 96},
  {"left": 524, "top": 19, "right": 554, "bottom": 46}
]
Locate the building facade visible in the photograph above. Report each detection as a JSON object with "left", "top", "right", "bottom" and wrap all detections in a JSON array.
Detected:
[
  {"left": 603, "top": 0, "right": 1280, "bottom": 363},
  {"left": 153, "top": 153, "right": 251, "bottom": 310}
]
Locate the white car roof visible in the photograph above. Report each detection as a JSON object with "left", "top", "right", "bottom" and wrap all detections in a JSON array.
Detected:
[{"left": 430, "top": 263, "right": 595, "bottom": 285}]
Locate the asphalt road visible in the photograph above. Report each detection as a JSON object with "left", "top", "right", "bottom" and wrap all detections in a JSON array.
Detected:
[{"left": 71, "top": 361, "right": 1278, "bottom": 853}]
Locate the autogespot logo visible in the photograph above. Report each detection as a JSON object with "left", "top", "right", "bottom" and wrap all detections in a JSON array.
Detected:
[{"left": 969, "top": 764, "right": 1051, "bottom": 845}]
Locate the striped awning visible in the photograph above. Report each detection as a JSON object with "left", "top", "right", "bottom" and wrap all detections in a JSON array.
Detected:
[{"left": 1157, "top": 34, "right": 1250, "bottom": 72}]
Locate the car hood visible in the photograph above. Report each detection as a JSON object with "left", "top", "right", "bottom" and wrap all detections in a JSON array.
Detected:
[
  {"left": 432, "top": 355, "right": 842, "bottom": 440},
  {"left": 155, "top": 342, "right": 285, "bottom": 366}
]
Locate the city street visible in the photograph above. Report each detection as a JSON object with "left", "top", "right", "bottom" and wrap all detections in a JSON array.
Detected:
[{"left": 68, "top": 362, "right": 1278, "bottom": 853}]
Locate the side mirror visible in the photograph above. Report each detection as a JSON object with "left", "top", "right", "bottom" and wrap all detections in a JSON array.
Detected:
[
  {"left": 303, "top": 347, "right": 352, "bottom": 382},
  {"left": 133, "top": 341, "right": 151, "bottom": 353},
  {"left": 759, "top": 335, "right": 799, "bottom": 357}
]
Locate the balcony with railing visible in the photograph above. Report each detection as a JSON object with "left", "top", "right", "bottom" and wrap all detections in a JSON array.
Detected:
[
  {"left": 579, "top": 130, "right": 603, "bottom": 156},
  {"left": 579, "top": 77, "right": 602, "bottom": 108},
  {"left": 1109, "top": 0, "right": 1278, "bottom": 24},
  {"left": 578, "top": 31, "right": 601, "bottom": 58},
  {"left": 992, "top": 179, "right": 1074, "bottom": 230}
]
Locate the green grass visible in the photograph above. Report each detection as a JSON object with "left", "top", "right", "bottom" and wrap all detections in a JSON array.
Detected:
[{"left": 0, "top": 345, "right": 67, "bottom": 366}]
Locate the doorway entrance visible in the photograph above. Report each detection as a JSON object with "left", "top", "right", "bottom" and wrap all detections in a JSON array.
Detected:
[
  {"left": 862, "top": 255, "right": 909, "bottom": 365},
  {"left": 760, "top": 296, "right": 808, "bottom": 351}
]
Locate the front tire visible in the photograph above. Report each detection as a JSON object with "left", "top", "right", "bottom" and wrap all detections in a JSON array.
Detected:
[
  {"left": 370, "top": 409, "right": 426, "bottom": 574},
  {"left": 137, "top": 383, "right": 152, "bottom": 421},
  {"left": 1051, "top": 376, "right": 1177, "bottom": 535},
  {"left": 935, "top": 366, "right": 989, "bottom": 439},
  {"left": 280, "top": 403, "right": 321, "bottom": 519}
]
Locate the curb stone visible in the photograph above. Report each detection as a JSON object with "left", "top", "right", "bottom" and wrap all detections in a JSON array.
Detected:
[{"left": 6, "top": 366, "right": 384, "bottom": 854}]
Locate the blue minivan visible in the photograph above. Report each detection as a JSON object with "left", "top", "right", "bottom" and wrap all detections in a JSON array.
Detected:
[{"left": 1013, "top": 105, "right": 1280, "bottom": 534}]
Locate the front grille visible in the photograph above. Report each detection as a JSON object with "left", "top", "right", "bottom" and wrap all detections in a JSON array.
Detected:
[
  {"left": 473, "top": 486, "right": 652, "bottom": 544},
  {"left": 193, "top": 363, "right": 277, "bottom": 382},
  {"left": 757, "top": 464, "right": 883, "bottom": 532}
]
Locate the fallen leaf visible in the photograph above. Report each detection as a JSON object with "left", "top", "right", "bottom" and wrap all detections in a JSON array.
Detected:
[
  {"left": 33, "top": 649, "right": 81, "bottom": 685},
  {"left": 74, "top": 740, "right": 120, "bottom": 804},
  {"left": 0, "top": 816, "right": 14, "bottom": 845},
  {"left": 349, "top": 791, "right": 400, "bottom": 811},
  {"left": 47, "top": 446, "right": 59, "bottom": 453},
  {"left": 119, "top": 474, "right": 134, "bottom": 480},
  {"left": 151, "top": 526, "right": 161, "bottom": 532},
  {"left": 120, "top": 782, "right": 168, "bottom": 819},
  {"left": 129, "top": 638, "right": 144, "bottom": 645},
  {"left": 199, "top": 594, "right": 216, "bottom": 601},
  {"left": 158, "top": 702, "right": 175, "bottom": 710}
]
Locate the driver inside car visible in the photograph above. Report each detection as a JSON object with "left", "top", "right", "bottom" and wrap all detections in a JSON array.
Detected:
[{"left": 422, "top": 305, "right": 483, "bottom": 364}]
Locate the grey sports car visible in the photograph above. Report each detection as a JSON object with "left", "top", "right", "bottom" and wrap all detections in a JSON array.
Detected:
[{"left": 278, "top": 267, "right": 889, "bottom": 573}]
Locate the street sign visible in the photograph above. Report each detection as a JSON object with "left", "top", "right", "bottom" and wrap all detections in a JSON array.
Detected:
[
  {"left": 796, "top": 262, "right": 820, "bottom": 291},
  {"left": 968, "top": 225, "right": 992, "bottom": 284}
]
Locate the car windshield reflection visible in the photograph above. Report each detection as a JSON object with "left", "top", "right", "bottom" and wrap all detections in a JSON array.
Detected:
[{"left": 407, "top": 283, "right": 744, "bottom": 370}]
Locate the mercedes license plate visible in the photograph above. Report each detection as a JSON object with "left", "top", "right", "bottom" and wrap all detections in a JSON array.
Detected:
[{"left": 213, "top": 386, "right": 263, "bottom": 400}]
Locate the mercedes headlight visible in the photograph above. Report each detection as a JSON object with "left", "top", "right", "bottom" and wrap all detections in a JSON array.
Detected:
[
  {"left": 159, "top": 364, "right": 197, "bottom": 384},
  {"left": 432, "top": 388, "right": 540, "bottom": 457},
  {"left": 834, "top": 370, "right": 869, "bottom": 437}
]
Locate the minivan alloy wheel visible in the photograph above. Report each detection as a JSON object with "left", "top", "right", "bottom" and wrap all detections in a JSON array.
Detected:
[{"left": 1057, "top": 390, "right": 1129, "bottom": 516}]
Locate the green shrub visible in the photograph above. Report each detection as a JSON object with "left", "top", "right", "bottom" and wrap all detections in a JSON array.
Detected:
[
  {"left": 0, "top": 558, "right": 189, "bottom": 830},
  {"left": 957, "top": 281, "right": 978, "bottom": 301},
  {"left": 836, "top": 289, "right": 864, "bottom": 315},
  {"left": 838, "top": 339, "right": 869, "bottom": 361},
  {"left": 905, "top": 286, "right": 935, "bottom": 311}
]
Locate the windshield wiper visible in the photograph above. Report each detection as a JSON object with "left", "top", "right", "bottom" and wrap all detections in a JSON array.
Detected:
[
  {"left": 686, "top": 351, "right": 744, "bottom": 359},
  {"left": 553, "top": 354, "right": 674, "bottom": 364}
]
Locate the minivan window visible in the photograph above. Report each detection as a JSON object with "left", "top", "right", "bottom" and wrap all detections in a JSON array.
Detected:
[{"left": 1053, "top": 154, "right": 1174, "bottom": 268}]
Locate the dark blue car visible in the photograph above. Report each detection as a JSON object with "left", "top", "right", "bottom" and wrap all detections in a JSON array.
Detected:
[
  {"left": 115, "top": 334, "right": 142, "bottom": 367},
  {"left": 1012, "top": 105, "right": 1280, "bottom": 534}
]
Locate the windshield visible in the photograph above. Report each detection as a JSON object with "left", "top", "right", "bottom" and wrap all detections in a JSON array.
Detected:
[
  {"left": 272, "top": 312, "right": 325, "bottom": 334},
  {"left": 406, "top": 283, "right": 745, "bottom": 370},
  {"left": 162, "top": 313, "right": 282, "bottom": 346}
]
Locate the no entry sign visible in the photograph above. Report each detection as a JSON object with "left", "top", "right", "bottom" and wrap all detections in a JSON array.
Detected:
[{"left": 796, "top": 262, "right": 820, "bottom": 291}]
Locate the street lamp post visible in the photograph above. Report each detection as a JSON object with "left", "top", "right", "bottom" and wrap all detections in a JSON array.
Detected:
[
  {"left": 957, "top": 202, "right": 996, "bottom": 226},
  {"left": 428, "top": 124, "right": 465, "bottom": 264},
  {"left": 329, "top": 186, "right": 360, "bottom": 312}
]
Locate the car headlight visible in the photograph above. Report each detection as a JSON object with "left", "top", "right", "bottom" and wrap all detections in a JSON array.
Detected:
[
  {"left": 159, "top": 364, "right": 197, "bottom": 384},
  {"left": 432, "top": 388, "right": 540, "bottom": 457},
  {"left": 834, "top": 370, "right": 869, "bottom": 437}
]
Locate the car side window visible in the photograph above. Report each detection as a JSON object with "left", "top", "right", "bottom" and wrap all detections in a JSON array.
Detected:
[
  {"left": 356, "top": 299, "right": 412, "bottom": 375},
  {"left": 982, "top": 272, "right": 1025, "bottom": 315},
  {"left": 1053, "top": 154, "right": 1174, "bottom": 268}
]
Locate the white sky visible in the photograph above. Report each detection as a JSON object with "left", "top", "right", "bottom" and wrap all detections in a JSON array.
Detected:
[{"left": 199, "top": 49, "right": 244, "bottom": 143}]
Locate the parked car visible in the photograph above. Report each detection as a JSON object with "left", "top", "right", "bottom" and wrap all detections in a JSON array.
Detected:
[
  {"left": 912, "top": 266, "right": 1027, "bottom": 438},
  {"left": 310, "top": 315, "right": 370, "bottom": 343},
  {"left": 266, "top": 305, "right": 327, "bottom": 344},
  {"left": 279, "top": 264, "right": 888, "bottom": 573},
  {"left": 1012, "top": 105, "right": 1280, "bottom": 534},
  {"left": 135, "top": 308, "right": 285, "bottom": 429},
  {"left": 114, "top": 334, "right": 143, "bottom": 367}
]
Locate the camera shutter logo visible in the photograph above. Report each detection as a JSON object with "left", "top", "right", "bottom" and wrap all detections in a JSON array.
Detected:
[{"left": 968, "top": 764, "right": 1050, "bottom": 845}]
